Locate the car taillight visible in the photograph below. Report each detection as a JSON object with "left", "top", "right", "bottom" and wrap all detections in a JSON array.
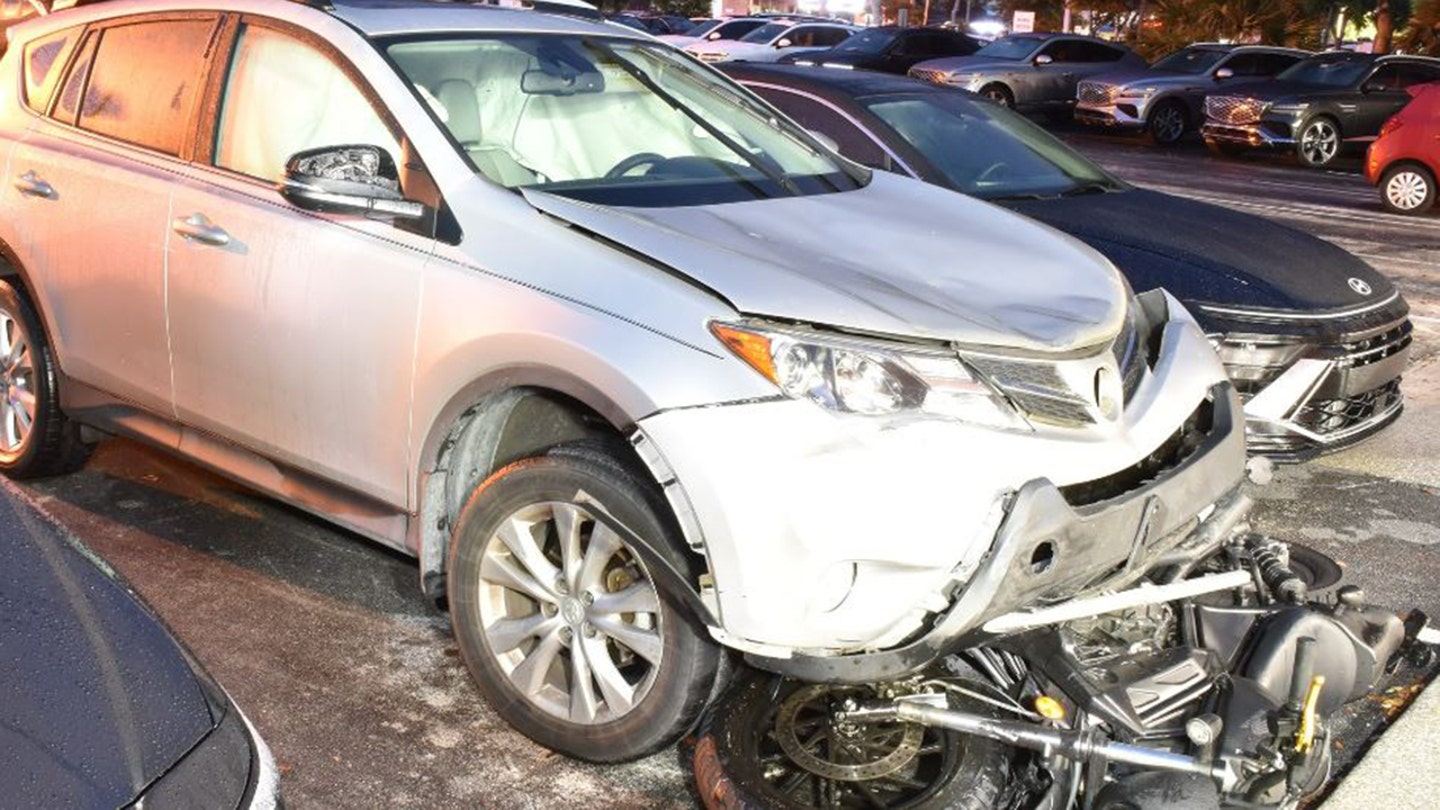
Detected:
[{"left": 1379, "top": 116, "right": 1405, "bottom": 137}]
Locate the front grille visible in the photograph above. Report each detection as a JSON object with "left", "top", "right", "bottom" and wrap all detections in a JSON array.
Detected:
[
  {"left": 1333, "top": 320, "right": 1412, "bottom": 369},
  {"left": 910, "top": 68, "right": 947, "bottom": 84},
  {"left": 1060, "top": 396, "right": 1216, "bottom": 507},
  {"left": 1206, "top": 95, "right": 1268, "bottom": 125},
  {"left": 1077, "top": 81, "right": 1115, "bottom": 105},
  {"left": 1295, "top": 378, "right": 1402, "bottom": 436},
  {"left": 965, "top": 311, "right": 1150, "bottom": 429}
]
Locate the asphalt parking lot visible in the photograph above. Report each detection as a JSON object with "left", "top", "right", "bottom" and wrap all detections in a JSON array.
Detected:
[{"left": 19, "top": 133, "right": 1440, "bottom": 809}]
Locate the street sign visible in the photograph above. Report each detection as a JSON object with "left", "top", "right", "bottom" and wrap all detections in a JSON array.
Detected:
[{"left": 1012, "top": 10, "right": 1035, "bottom": 32}]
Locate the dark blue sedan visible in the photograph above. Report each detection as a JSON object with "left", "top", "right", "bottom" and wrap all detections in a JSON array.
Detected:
[
  {"left": 0, "top": 479, "right": 279, "bottom": 808},
  {"left": 724, "top": 64, "right": 1412, "bottom": 460}
]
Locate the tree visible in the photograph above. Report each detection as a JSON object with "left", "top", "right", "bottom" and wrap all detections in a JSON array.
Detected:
[{"left": 1399, "top": 0, "right": 1440, "bottom": 52}]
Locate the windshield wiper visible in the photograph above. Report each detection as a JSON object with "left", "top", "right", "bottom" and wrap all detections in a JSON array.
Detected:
[
  {"left": 1058, "top": 180, "right": 1118, "bottom": 197},
  {"left": 590, "top": 41, "right": 804, "bottom": 197}
]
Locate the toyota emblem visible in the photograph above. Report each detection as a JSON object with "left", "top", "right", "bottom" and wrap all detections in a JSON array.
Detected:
[{"left": 1348, "top": 277, "right": 1373, "bottom": 296}]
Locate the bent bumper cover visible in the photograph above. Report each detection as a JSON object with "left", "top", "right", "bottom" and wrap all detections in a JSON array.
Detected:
[{"left": 744, "top": 382, "right": 1246, "bottom": 683}]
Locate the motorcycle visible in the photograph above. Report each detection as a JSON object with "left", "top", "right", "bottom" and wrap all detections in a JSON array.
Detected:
[{"left": 692, "top": 494, "right": 1434, "bottom": 810}]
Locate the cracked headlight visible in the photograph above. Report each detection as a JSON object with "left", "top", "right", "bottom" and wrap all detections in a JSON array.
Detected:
[{"left": 710, "top": 321, "right": 1024, "bottom": 428}]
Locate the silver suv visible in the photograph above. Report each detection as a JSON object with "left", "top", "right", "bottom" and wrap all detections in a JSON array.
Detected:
[{"left": 0, "top": 0, "right": 1240, "bottom": 762}]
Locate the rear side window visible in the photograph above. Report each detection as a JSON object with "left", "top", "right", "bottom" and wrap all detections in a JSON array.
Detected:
[
  {"left": 76, "top": 19, "right": 216, "bottom": 155},
  {"left": 22, "top": 28, "right": 79, "bottom": 113}
]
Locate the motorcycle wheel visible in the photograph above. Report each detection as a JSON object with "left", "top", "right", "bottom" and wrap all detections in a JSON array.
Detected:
[{"left": 693, "top": 672, "right": 1012, "bottom": 810}]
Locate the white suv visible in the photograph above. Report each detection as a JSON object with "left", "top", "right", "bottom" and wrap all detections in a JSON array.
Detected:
[{"left": 0, "top": 0, "right": 1242, "bottom": 762}]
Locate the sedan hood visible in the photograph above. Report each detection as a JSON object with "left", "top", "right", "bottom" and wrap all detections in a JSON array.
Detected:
[
  {"left": 0, "top": 483, "right": 216, "bottom": 808},
  {"left": 525, "top": 172, "right": 1126, "bottom": 351},
  {"left": 1005, "top": 188, "right": 1396, "bottom": 317},
  {"left": 911, "top": 55, "right": 1022, "bottom": 75}
]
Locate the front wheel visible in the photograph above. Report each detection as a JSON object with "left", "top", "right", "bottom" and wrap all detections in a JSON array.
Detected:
[
  {"left": 695, "top": 674, "right": 1012, "bottom": 809},
  {"left": 0, "top": 280, "right": 89, "bottom": 479},
  {"left": 1380, "top": 164, "right": 1436, "bottom": 214},
  {"left": 446, "top": 443, "right": 719, "bottom": 762},
  {"left": 1297, "top": 117, "right": 1341, "bottom": 168},
  {"left": 1147, "top": 99, "right": 1188, "bottom": 145},
  {"left": 979, "top": 83, "right": 1014, "bottom": 109}
]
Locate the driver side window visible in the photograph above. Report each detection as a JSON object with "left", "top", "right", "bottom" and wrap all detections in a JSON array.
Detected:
[{"left": 214, "top": 22, "right": 399, "bottom": 183}]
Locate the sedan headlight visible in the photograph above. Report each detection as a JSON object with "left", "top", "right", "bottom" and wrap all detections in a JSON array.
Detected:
[{"left": 710, "top": 321, "right": 1024, "bottom": 428}]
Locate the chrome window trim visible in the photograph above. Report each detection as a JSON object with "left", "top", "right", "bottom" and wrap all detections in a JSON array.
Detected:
[{"left": 1196, "top": 290, "right": 1401, "bottom": 321}]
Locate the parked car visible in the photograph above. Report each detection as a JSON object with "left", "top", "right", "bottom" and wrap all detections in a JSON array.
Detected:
[
  {"left": 0, "top": 477, "right": 279, "bottom": 808},
  {"left": 1202, "top": 51, "right": 1440, "bottom": 167},
  {"left": 684, "top": 17, "right": 855, "bottom": 63},
  {"left": 658, "top": 15, "right": 766, "bottom": 46},
  {"left": 781, "top": 24, "right": 979, "bottom": 74},
  {"left": 3, "top": 0, "right": 1243, "bottom": 773},
  {"left": 1075, "top": 43, "right": 1309, "bottom": 144},
  {"left": 908, "top": 31, "right": 1145, "bottom": 116},
  {"left": 725, "top": 64, "right": 1411, "bottom": 458},
  {"left": 1367, "top": 83, "right": 1440, "bottom": 214}
]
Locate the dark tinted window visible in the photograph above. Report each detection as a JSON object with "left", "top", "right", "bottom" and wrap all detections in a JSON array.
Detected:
[
  {"left": 751, "top": 86, "right": 887, "bottom": 168},
  {"left": 1154, "top": 46, "right": 1228, "bottom": 74},
  {"left": 897, "top": 32, "right": 975, "bottom": 57},
  {"left": 1259, "top": 52, "right": 1304, "bottom": 75},
  {"left": 77, "top": 19, "right": 215, "bottom": 154},
  {"left": 1365, "top": 64, "right": 1405, "bottom": 91},
  {"left": 1220, "top": 52, "right": 1270, "bottom": 76},
  {"left": 1067, "top": 41, "right": 1125, "bottom": 63},
  {"left": 789, "top": 26, "right": 850, "bottom": 48},
  {"left": 1397, "top": 63, "right": 1440, "bottom": 87},
  {"left": 23, "top": 28, "right": 79, "bottom": 113}
]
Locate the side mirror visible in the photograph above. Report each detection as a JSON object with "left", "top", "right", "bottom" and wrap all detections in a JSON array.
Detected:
[
  {"left": 808, "top": 129, "right": 840, "bottom": 152},
  {"left": 1034, "top": 53, "right": 1053, "bottom": 65},
  {"left": 1213, "top": 66, "right": 1234, "bottom": 80},
  {"left": 1362, "top": 80, "right": 1388, "bottom": 93},
  {"left": 706, "top": 31, "right": 722, "bottom": 40},
  {"left": 775, "top": 38, "right": 793, "bottom": 48},
  {"left": 279, "top": 145, "right": 425, "bottom": 220}
]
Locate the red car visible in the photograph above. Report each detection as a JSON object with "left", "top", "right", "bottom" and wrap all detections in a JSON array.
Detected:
[{"left": 1367, "top": 83, "right": 1440, "bottom": 214}]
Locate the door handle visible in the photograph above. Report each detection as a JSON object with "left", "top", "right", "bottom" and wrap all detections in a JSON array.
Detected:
[
  {"left": 171, "top": 213, "right": 230, "bottom": 247},
  {"left": 13, "top": 170, "right": 54, "bottom": 199}
]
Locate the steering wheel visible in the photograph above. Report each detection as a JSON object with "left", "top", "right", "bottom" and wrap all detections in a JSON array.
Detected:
[{"left": 605, "top": 152, "right": 669, "bottom": 179}]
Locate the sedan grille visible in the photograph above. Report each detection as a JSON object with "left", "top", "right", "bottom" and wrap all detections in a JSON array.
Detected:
[
  {"left": 910, "top": 68, "right": 948, "bottom": 85},
  {"left": 1205, "top": 95, "right": 1268, "bottom": 125},
  {"left": 1333, "top": 320, "right": 1412, "bottom": 369},
  {"left": 1077, "top": 81, "right": 1116, "bottom": 105},
  {"left": 1295, "top": 378, "right": 1402, "bottom": 436}
]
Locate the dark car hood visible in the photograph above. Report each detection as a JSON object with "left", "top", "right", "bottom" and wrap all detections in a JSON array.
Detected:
[
  {"left": 1005, "top": 188, "right": 1396, "bottom": 319},
  {"left": 1090, "top": 67, "right": 1207, "bottom": 89},
  {"left": 0, "top": 483, "right": 216, "bottom": 808}
]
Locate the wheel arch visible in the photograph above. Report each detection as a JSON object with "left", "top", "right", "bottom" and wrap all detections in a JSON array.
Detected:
[{"left": 410, "top": 365, "right": 712, "bottom": 613}]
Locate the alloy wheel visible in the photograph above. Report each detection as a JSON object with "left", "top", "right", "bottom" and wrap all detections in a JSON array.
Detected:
[
  {"left": 982, "top": 86, "right": 1011, "bottom": 108},
  {"left": 1150, "top": 104, "right": 1185, "bottom": 144},
  {"left": 476, "top": 501, "right": 663, "bottom": 724},
  {"left": 0, "top": 311, "right": 36, "bottom": 454},
  {"left": 1300, "top": 120, "right": 1339, "bottom": 166},
  {"left": 1385, "top": 169, "right": 1430, "bottom": 211}
]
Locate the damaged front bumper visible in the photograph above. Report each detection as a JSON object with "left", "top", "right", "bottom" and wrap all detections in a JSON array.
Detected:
[
  {"left": 635, "top": 292, "right": 1244, "bottom": 672},
  {"left": 1203, "top": 304, "right": 1412, "bottom": 460}
]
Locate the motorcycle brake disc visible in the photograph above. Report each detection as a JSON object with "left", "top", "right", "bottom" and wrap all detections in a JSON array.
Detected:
[{"left": 773, "top": 683, "right": 925, "bottom": 782}]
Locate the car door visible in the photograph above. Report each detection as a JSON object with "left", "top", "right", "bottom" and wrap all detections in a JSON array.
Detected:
[
  {"left": 6, "top": 15, "right": 218, "bottom": 420},
  {"left": 165, "top": 16, "right": 431, "bottom": 509},
  {"left": 1353, "top": 64, "right": 1416, "bottom": 138}
]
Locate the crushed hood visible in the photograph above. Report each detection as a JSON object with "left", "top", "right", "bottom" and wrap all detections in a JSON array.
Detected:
[{"left": 524, "top": 172, "right": 1126, "bottom": 352}]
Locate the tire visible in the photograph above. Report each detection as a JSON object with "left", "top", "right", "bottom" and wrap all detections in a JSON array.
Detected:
[
  {"left": 0, "top": 279, "right": 89, "bottom": 479},
  {"left": 1379, "top": 163, "right": 1436, "bottom": 215},
  {"left": 446, "top": 442, "right": 719, "bottom": 763},
  {"left": 1147, "top": 99, "right": 1188, "bottom": 145},
  {"left": 1296, "top": 116, "right": 1342, "bottom": 168},
  {"left": 694, "top": 673, "right": 1012, "bottom": 810},
  {"left": 979, "top": 83, "right": 1014, "bottom": 109}
]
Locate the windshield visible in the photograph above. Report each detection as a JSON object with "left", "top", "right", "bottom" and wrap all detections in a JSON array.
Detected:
[
  {"left": 739, "top": 22, "right": 790, "bottom": 43},
  {"left": 1153, "top": 46, "right": 1229, "bottom": 74},
  {"left": 386, "top": 35, "right": 861, "bottom": 206},
  {"left": 974, "top": 35, "right": 1043, "bottom": 61},
  {"left": 833, "top": 28, "right": 895, "bottom": 54},
  {"left": 686, "top": 19, "right": 722, "bottom": 37},
  {"left": 1277, "top": 56, "right": 1370, "bottom": 87},
  {"left": 865, "top": 93, "right": 1118, "bottom": 198}
]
